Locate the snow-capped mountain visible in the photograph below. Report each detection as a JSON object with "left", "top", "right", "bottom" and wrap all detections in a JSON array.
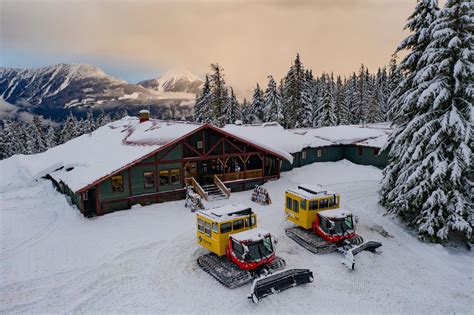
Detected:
[
  {"left": 138, "top": 70, "right": 203, "bottom": 94},
  {"left": 0, "top": 64, "right": 200, "bottom": 121}
]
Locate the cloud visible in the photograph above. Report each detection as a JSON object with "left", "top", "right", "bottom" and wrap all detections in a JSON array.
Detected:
[{"left": 1, "top": 0, "right": 413, "bottom": 98}]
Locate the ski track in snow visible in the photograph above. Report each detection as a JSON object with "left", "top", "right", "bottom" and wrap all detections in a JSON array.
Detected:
[{"left": 0, "top": 161, "right": 472, "bottom": 313}]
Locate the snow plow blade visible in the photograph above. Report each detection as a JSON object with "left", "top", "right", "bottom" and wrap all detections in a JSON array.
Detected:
[
  {"left": 249, "top": 269, "right": 313, "bottom": 303},
  {"left": 342, "top": 241, "right": 382, "bottom": 270}
]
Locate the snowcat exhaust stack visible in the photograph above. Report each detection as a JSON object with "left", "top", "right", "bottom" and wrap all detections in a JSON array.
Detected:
[{"left": 248, "top": 269, "right": 313, "bottom": 303}]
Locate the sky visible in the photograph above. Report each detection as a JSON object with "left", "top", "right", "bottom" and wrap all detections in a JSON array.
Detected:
[{"left": 0, "top": 0, "right": 414, "bottom": 98}]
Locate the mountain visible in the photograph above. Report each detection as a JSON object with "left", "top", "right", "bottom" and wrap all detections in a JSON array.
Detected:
[
  {"left": 138, "top": 70, "right": 203, "bottom": 94},
  {"left": 0, "top": 64, "right": 200, "bottom": 122}
]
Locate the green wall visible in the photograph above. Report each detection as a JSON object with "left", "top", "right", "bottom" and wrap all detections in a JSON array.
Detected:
[
  {"left": 99, "top": 169, "right": 129, "bottom": 201},
  {"left": 343, "top": 146, "right": 388, "bottom": 168}
]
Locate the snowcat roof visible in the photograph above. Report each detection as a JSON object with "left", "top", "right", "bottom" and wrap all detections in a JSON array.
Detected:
[
  {"left": 287, "top": 184, "right": 338, "bottom": 199},
  {"left": 198, "top": 204, "right": 253, "bottom": 222},
  {"left": 231, "top": 227, "right": 271, "bottom": 242},
  {"left": 319, "top": 208, "right": 352, "bottom": 219}
]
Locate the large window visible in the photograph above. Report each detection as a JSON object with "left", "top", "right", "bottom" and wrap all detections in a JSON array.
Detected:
[
  {"left": 221, "top": 222, "right": 232, "bottom": 233},
  {"left": 320, "top": 199, "right": 329, "bottom": 209},
  {"left": 143, "top": 171, "right": 155, "bottom": 188},
  {"left": 300, "top": 199, "right": 307, "bottom": 210},
  {"left": 170, "top": 169, "right": 181, "bottom": 185},
  {"left": 286, "top": 197, "right": 292, "bottom": 210},
  {"left": 233, "top": 219, "right": 244, "bottom": 230},
  {"left": 111, "top": 175, "right": 124, "bottom": 192},
  {"left": 309, "top": 200, "right": 319, "bottom": 210},
  {"left": 293, "top": 199, "right": 299, "bottom": 213},
  {"left": 160, "top": 170, "right": 170, "bottom": 185}
]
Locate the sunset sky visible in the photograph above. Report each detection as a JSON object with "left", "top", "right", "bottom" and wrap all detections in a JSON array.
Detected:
[{"left": 1, "top": 0, "right": 414, "bottom": 98}]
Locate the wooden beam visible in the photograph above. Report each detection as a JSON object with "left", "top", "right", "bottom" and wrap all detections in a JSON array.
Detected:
[
  {"left": 204, "top": 138, "right": 224, "bottom": 158},
  {"left": 182, "top": 140, "right": 203, "bottom": 158}
]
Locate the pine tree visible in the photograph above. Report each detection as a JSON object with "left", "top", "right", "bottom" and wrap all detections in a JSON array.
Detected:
[
  {"left": 251, "top": 83, "right": 265, "bottom": 123},
  {"left": 45, "top": 125, "right": 57, "bottom": 149},
  {"left": 263, "top": 76, "right": 284, "bottom": 124},
  {"left": 209, "top": 63, "right": 228, "bottom": 127},
  {"left": 195, "top": 74, "right": 212, "bottom": 123},
  {"left": 380, "top": 0, "right": 472, "bottom": 241},
  {"left": 282, "top": 54, "right": 306, "bottom": 128},
  {"left": 315, "top": 74, "right": 337, "bottom": 127},
  {"left": 60, "top": 113, "right": 79, "bottom": 144},
  {"left": 334, "top": 76, "right": 346, "bottom": 125},
  {"left": 27, "top": 116, "right": 47, "bottom": 154},
  {"left": 301, "top": 70, "right": 315, "bottom": 127},
  {"left": 223, "top": 87, "right": 240, "bottom": 124},
  {"left": 84, "top": 111, "right": 96, "bottom": 134}
]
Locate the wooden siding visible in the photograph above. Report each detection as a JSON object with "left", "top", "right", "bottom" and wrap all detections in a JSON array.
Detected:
[
  {"left": 343, "top": 146, "right": 388, "bottom": 168},
  {"left": 98, "top": 169, "right": 129, "bottom": 201}
]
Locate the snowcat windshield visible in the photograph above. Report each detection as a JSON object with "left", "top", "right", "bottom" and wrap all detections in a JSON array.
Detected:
[
  {"left": 332, "top": 216, "right": 354, "bottom": 235},
  {"left": 245, "top": 236, "right": 274, "bottom": 262}
]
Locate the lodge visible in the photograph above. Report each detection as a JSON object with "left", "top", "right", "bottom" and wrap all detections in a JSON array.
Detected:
[{"left": 41, "top": 112, "right": 391, "bottom": 217}]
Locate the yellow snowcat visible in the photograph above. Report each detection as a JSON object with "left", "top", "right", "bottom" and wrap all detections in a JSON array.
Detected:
[
  {"left": 196, "top": 204, "right": 313, "bottom": 303},
  {"left": 284, "top": 184, "right": 382, "bottom": 270}
]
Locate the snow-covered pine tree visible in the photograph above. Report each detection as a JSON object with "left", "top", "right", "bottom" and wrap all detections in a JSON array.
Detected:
[
  {"left": 263, "top": 76, "right": 284, "bottom": 124},
  {"left": 209, "top": 63, "right": 228, "bottom": 127},
  {"left": 282, "top": 54, "right": 306, "bottom": 128},
  {"left": 251, "top": 83, "right": 265, "bottom": 123},
  {"left": 315, "top": 74, "right": 337, "bottom": 127},
  {"left": 194, "top": 74, "right": 212, "bottom": 123},
  {"left": 84, "top": 111, "right": 96, "bottom": 134},
  {"left": 0, "top": 120, "right": 15, "bottom": 159},
  {"left": 376, "top": 67, "right": 390, "bottom": 119},
  {"left": 380, "top": 0, "right": 472, "bottom": 241},
  {"left": 45, "top": 125, "right": 57, "bottom": 149},
  {"left": 60, "top": 113, "right": 79, "bottom": 144},
  {"left": 223, "top": 87, "right": 240, "bottom": 124},
  {"left": 365, "top": 72, "right": 382, "bottom": 123},
  {"left": 27, "top": 116, "right": 47, "bottom": 154},
  {"left": 334, "top": 75, "right": 346, "bottom": 125},
  {"left": 346, "top": 73, "right": 359, "bottom": 124},
  {"left": 300, "top": 70, "right": 315, "bottom": 127}
]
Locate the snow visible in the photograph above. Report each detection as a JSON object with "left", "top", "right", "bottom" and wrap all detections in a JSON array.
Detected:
[
  {"left": 231, "top": 227, "right": 270, "bottom": 242},
  {"left": 0, "top": 160, "right": 471, "bottom": 313},
  {"left": 199, "top": 204, "right": 251, "bottom": 222},
  {"left": 118, "top": 92, "right": 139, "bottom": 100},
  {"left": 318, "top": 208, "right": 353, "bottom": 219},
  {"left": 288, "top": 184, "right": 336, "bottom": 199}
]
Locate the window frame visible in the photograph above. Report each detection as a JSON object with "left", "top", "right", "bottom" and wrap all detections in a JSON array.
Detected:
[
  {"left": 221, "top": 222, "right": 232, "bottom": 233},
  {"left": 301, "top": 150, "right": 307, "bottom": 159},
  {"left": 293, "top": 199, "right": 299, "bottom": 213},
  {"left": 143, "top": 171, "right": 155, "bottom": 189},
  {"left": 170, "top": 168, "right": 181, "bottom": 186},
  {"left": 197, "top": 140, "right": 203, "bottom": 149},
  {"left": 204, "top": 221, "right": 211, "bottom": 237},
  {"left": 197, "top": 218, "right": 204, "bottom": 233},
  {"left": 159, "top": 169, "right": 170, "bottom": 186},
  {"left": 317, "top": 149, "right": 322, "bottom": 158},
  {"left": 286, "top": 196, "right": 292, "bottom": 210},
  {"left": 300, "top": 199, "right": 307, "bottom": 210},
  {"left": 233, "top": 219, "right": 244, "bottom": 230},
  {"left": 111, "top": 175, "right": 124, "bottom": 192},
  {"left": 309, "top": 200, "right": 318, "bottom": 210}
]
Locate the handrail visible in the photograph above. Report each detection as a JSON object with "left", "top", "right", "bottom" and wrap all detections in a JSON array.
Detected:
[
  {"left": 214, "top": 175, "right": 231, "bottom": 199},
  {"left": 189, "top": 177, "right": 208, "bottom": 201}
]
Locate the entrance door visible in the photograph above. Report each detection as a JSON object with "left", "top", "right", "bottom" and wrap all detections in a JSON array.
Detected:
[
  {"left": 83, "top": 189, "right": 97, "bottom": 217},
  {"left": 184, "top": 162, "right": 198, "bottom": 180}
]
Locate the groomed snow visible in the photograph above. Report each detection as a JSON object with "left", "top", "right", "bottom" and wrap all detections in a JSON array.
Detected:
[{"left": 0, "top": 160, "right": 472, "bottom": 313}]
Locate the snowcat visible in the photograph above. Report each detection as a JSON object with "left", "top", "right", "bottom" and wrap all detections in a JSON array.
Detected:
[
  {"left": 284, "top": 184, "right": 382, "bottom": 270},
  {"left": 196, "top": 204, "right": 313, "bottom": 303}
]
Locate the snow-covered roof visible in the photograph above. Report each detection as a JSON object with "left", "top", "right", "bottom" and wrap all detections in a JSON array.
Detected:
[
  {"left": 198, "top": 204, "right": 253, "bottom": 222},
  {"left": 287, "top": 184, "right": 337, "bottom": 199},
  {"left": 231, "top": 227, "right": 271, "bottom": 242},
  {"left": 222, "top": 123, "right": 393, "bottom": 157},
  {"left": 319, "top": 208, "right": 352, "bottom": 219}
]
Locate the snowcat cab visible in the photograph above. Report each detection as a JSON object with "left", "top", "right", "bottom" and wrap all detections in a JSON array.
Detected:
[
  {"left": 284, "top": 184, "right": 381, "bottom": 270},
  {"left": 196, "top": 204, "right": 313, "bottom": 302}
]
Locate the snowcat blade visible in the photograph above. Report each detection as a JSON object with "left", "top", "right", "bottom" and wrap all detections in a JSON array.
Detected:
[
  {"left": 249, "top": 269, "right": 313, "bottom": 303},
  {"left": 341, "top": 241, "right": 382, "bottom": 270}
]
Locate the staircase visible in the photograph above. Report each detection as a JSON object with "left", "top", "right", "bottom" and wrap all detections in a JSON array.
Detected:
[{"left": 202, "top": 184, "right": 228, "bottom": 201}]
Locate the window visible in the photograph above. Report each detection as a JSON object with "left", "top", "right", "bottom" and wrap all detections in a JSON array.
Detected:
[
  {"left": 159, "top": 170, "right": 170, "bottom": 185},
  {"left": 309, "top": 200, "right": 318, "bottom": 210},
  {"left": 301, "top": 151, "right": 307, "bottom": 159},
  {"left": 197, "top": 218, "right": 204, "bottom": 233},
  {"left": 317, "top": 149, "right": 322, "bottom": 157},
  {"left": 83, "top": 191, "right": 88, "bottom": 201},
  {"left": 328, "top": 195, "right": 338, "bottom": 207},
  {"left": 245, "top": 216, "right": 256, "bottom": 227},
  {"left": 170, "top": 169, "right": 181, "bottom": 185},
  {"left": 205, "top": 222, "right": 211, "bottom": 237},
  {"left": 286, "top": 197, "right": 292, "bottom": 210},
  {"left": 143, "top": 171, "right": 155, "bottom": 188},
  {"left": 374, "top": 148, "right": 380, "bottom": 156},
  {"left": 319, "top": 199, "right": 329, "bottom": 209},
  {"left": 300, "top": 199, "right": 307, "bottom": 210},
  {"left": 221, "top": 222, "right": 232, "bottom": 233},
  {"left": 197, "top": 140, "right": 203, "bottom": 149},
  {"left": 293, "top": 199, "right": 299, "bottom": 213},
  {"left": 212, "top": 223, "right": 218, "bottom": 233},
  {"left": 233, "top": 219, "right": 244, "bottom": 230},
  {"left": 232, "top": 240, "right": 244, "bottom": 260},
  {"left": 358, "top": 147, "right": 363, "bottom": 156},
  {"left": 111, "top": 175, "right": 124, "bottom": 192}
]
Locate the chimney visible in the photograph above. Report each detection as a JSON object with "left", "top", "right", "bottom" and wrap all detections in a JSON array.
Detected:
[{"left": 139, "top": 110, "right": 150, "bottom": 123}]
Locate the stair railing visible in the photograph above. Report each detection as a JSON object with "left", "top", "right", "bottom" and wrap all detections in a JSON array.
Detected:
[
  {"left": 214, "top": 175, "right": 231, "bottom": 199},
  {"left": 190, "top": 177, "right": 208, "bottom": 201}
]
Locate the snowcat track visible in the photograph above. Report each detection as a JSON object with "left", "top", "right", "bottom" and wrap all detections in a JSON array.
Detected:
[
  {"left": 264, "top": 256, "right": 286, "bottom": 274},
  {"left": 285, "top": 227, "right": 337, "bottom": 254},
  {"left": 197, "top": 253, "right": 253, "bottom": 289}
]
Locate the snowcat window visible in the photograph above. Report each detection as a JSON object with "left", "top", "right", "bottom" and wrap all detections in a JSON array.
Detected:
[
  {"left": 245, "top": 216, "right": 256, "bottom": 227},
  {"left": 232, "top": 240, "right": 244, "bottom": 260},
  {"left": 319, "top": 199, "right": 329, "bottom": 209},
  {"left": 293, "top": 200, "right": 299, "bottom": 213},
  {"left": 197, "top": 218, "right": 204, "bottom": 233},
  {"left": 344, "top": 216, "right": 354, "bottom": 229},
  {"left": 220, "top": 222, "right": 232, "bottom": 233},
  {"left": 246, "top": 236, "right": 274, "bottom": 262},
  {"left": 309, "top": 200, "right": 318, "bottom": 210},
  {"left": 319, "top": 216, "right": 328, "bottom": 233},
  {"left": 286, "top": 197, "right": 292, "bottom": 210},
  {"left": 233, "top": 219, "right": 244, "bottom": 230},
  {"left": 205, "top": 222, "right": 211, "bottom": 237},
  {"left": 300, "top": 199, "right": 307, "bottom": 210},
  {"left": 212, "top": 223, "right": 218, "bottom": 233}
]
